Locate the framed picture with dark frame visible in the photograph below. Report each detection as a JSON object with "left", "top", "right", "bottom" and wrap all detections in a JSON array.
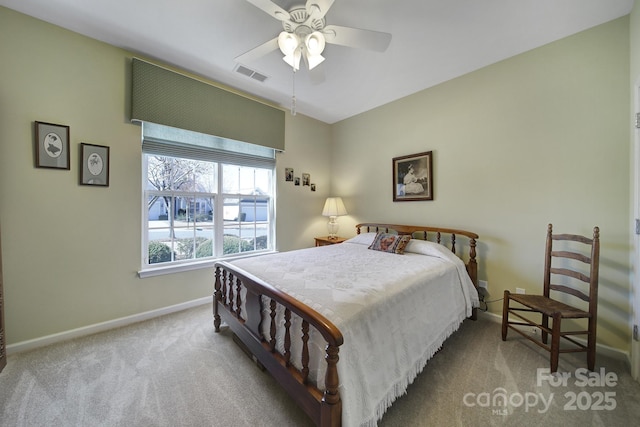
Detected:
[
  {"left": 35, "top": 121, "right": 70, "bottom": 170},
  {"left": 80, "top": 143, "right": 110, "bottom": 187},
  {"left": 392, "top": 151, "right": 433, "bottom": 201}
]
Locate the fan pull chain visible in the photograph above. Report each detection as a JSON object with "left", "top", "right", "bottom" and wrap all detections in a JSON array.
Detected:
[{"left": 291, "top": 68, "right": 297, "bottom": 116}]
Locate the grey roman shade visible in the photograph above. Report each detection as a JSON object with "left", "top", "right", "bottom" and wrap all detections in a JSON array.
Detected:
[
  {"left": 131, "top": 58, "right": 285, "bottom": 151},
  {"left": 142, "top": 122, "right": 276, "bottom": 169}
]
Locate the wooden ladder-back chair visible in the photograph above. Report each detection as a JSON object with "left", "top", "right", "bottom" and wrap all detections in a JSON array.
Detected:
[{"left": 501, "top": 224, "right": 600, "bottom": 372}]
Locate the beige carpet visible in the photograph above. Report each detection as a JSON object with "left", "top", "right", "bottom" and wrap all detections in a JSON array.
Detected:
[{"left": 1, "top": 303, "right": 639, "bottom": 426}]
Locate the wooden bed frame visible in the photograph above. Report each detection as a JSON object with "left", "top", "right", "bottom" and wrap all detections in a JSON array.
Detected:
[{"left": 213, "top": 223, "right": 479, "bottom": 427}]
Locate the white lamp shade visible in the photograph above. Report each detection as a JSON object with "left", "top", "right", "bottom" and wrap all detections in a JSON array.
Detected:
[
  {"left": 322, "top": 197, "right": 348, "bottom": 217},
  {"left": 283, "top": 51, "right": 301, "bottom": 71},
  {"left": 306, "top": 53, "right": 325, "bottom": 70},
  {"left": 278, "top": 31, "right": 299, "bottom": 55},
  {"left": 305, "top": 31, "right": 325, "bottom": 55}
]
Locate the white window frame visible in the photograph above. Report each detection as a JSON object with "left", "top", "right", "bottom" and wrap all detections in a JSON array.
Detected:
[{"left": 138, "top": 127, "right": 277, "bottom": 278}]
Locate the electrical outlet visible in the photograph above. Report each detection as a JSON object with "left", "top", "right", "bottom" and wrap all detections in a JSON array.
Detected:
[
  {"left": 478, "top": 280, "right": 488, "bottom": 289},
  {"left": 516, "top": 288, "right": 525, "bottom": 294}
]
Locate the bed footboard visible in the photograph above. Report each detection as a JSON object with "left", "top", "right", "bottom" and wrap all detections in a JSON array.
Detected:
[{"left": 213, "top": 261, "right": 344, "bottom": 427}]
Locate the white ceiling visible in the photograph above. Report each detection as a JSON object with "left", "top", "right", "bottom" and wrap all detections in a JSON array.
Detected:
[{"left": 0, "top": 0, "right": 633, "bottom": 124}]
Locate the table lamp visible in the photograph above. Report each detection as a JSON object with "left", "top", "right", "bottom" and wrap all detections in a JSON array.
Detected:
[{"left": 322, "top": 197, "right": 348, "bottom": 239}]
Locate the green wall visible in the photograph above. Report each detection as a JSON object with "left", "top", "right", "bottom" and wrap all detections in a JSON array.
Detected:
[
  {"left": 0, "top": 7, "right": 331, "bottom": 345},
  {"left": 332, "top": 16, "right": 631, "bottom": 352}
]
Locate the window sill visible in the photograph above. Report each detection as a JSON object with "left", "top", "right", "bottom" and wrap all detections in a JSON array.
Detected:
[{"left": 138, "top": 250, "right": 278, "bottom": 278}]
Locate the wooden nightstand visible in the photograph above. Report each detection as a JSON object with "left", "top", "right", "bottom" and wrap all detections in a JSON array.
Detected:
[{"left": 314, "top": 236, "right": 347, "bottom": 246}]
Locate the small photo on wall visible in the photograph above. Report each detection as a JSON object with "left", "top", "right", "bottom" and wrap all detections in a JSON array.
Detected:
[
  {"left": 35, "top": 121, "right": 70, "bottom": 170},
  {"left": 80, "top": 143, "right": 110, "bottom": 187},
  {"left": 285, "top": 167, "right": 294, "bottom": 181},
  {"left": 294, "top": 177, "right": 300, "bottom": 186},
  {"left": 302, "top": 173, "right": 310, "bottom": 186}
]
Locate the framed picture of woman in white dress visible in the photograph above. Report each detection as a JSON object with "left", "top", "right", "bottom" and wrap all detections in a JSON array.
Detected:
[{"left": 392, "top": 151, "right": 433, "bottom": 201}]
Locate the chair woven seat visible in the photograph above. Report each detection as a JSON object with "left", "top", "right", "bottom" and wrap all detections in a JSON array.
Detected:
[{"left": 508, "top": 294, "right": 590, "bottom": 319}]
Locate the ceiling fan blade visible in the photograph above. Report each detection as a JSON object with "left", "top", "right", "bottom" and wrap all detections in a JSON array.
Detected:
[
  {"left": 235, "top": 37, "right": 279, "bottom": 64},
  {"left": 323, "top": 25, "right": 392, "bottom": 52},
  {"left": 245, "top": 0, "right": 291, "bottom": 22},
  {"left": 305, "top": 0, "right": 335, "bottom": 20}
]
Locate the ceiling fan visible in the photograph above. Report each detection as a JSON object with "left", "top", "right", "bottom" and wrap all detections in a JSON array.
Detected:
[{"left": 236, "top": 0, "right": 392, "bottom": 72}]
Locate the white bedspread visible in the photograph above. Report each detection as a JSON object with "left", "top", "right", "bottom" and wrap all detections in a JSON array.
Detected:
[{"left": 230, "top": 235, "right": 479, "bottom": 427}]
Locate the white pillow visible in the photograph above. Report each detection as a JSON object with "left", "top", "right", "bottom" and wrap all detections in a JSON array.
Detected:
[
  {"left": 404, "top": 239, "right": 456, "bottom": 259},
  {"left": 343, "top": 232, "right": 377, "bottom": 245}
]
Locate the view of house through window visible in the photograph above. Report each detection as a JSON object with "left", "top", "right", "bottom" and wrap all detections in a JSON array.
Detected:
[{"left": 144, "top": 154, "right": 273, "bottom": 266}]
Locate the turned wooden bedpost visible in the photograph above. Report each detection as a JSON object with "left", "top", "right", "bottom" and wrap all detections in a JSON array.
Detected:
[
  {"left": 468, "top": 237, "right": 478, "bottom": 320},
  {"left": 213, "top": 266, "right": 222, "bottom": 332},
  {"left": 468, "top": 237, "right": 478, "bottom": 286},
  {"left": 321, "top": 344, "right": 342, "bottom": 427},
  {"left": 235, "top": 277, "right": 242, "bottom": 319},
  {"left": 269, "top": 299, "right": 277, "bottom": 351}
]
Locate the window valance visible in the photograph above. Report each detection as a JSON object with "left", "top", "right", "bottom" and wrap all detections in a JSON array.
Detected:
[{"left": 131, "top": 58, "right": 285, "bottom": 151}]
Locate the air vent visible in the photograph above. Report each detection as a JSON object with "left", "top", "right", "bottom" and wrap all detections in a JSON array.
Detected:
[{"left": 235, "top": 65, "right": 268, "bottom": 83}]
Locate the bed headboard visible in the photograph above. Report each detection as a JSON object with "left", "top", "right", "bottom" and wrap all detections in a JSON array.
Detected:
[{"left": 355, "top": 223, "right": 479, "bottom": 290}]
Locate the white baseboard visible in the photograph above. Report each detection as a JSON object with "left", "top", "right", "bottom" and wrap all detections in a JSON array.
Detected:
[
  {"left": 479, "top": 310, "right": 631, "bottom": 366},
  {"left": 6, "top": 296, "right": 212, "bottom": 355}
]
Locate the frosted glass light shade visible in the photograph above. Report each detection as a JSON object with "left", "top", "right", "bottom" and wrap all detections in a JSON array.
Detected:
[
  {"left": 305, "top": 32, "right": 325, "bottom": 55},
  {"left": 278, "top": 32, "right": 299, "bottom": 55},
  {"left": 306, "top": 53, "right": 325, "bottom": 70},
  {"left": 283, "top": 51, "right": 301, "bottom": 71},
  {"left": 305, "top": 32, "right": 325, "bottom": 70}
]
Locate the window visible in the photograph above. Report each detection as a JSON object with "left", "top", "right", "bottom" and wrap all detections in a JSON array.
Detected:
[{"left": 140, "top": 123, "right": 275, "bottom": 274}]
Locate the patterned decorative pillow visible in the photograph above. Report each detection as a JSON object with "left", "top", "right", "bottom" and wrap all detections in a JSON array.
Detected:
[{"left": 368, "top": 232, "right": 412, "bottom": 254}]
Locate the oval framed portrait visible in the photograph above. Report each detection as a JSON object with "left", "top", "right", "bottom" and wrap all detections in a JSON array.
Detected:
[{"left": 80, "top": 143, "right": 110, "bottom": 187}]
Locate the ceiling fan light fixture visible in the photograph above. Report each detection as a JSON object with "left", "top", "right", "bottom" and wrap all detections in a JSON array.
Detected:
[
  {"left": 283, "top": 50, "right": 302, "bottom": 71},
  {"left": 238, "top": 0, "right": 392, "bottom": 76},
  {"left": 307, "top": 53, "right": 325, "bottom": 70},
  {"left": 278, "top": 31, "right": 299, "bottom": 56},
  {"left": 305, "top": 31, "right": 325, "bottom": 56}
]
